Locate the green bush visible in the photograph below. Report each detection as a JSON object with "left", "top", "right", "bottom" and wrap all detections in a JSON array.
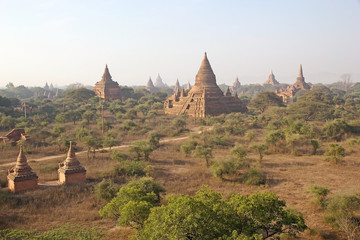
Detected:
[
  {"left": 111, "top": 150, "right": 129, "bottom": 162},
  {"left": 105, "top": 160, "right": 151, "bottom": 178},
  {"left": 243, "top": 168, "right": 266, "bottom": 185},
  {"left": 95, "top": 179, "right": 119, "bottom": 201},
  {"left": 308, "top": 185, "right": 330, "bottom": 208},
  {"left": 210, "top": 158, "right": 237, "bottom": 180},
  {"left": 324, "top": 143, "right": 345, "bottom": 164}
]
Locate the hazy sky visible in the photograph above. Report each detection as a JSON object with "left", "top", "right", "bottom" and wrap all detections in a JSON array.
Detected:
[{"left": 0, "top": 0, "right": 359, "bottom": 88}]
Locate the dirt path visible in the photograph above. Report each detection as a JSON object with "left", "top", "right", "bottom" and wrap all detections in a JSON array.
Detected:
[{"left": 0, "top": 135, "right": 190, "bottom": 168}]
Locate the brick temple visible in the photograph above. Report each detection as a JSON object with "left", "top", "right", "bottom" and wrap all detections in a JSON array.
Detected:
[
  {"left": 276, "top": 64, "right": 310, "bottom": 102},
  {"left": 7, "top": 146, "right": 38, "bottom": 193},
  {"left": 263, "top": 70, "right": 279, "bottom": 86},
  {"left": 58, "top": 142, "right": 86, "bottom": 184},
  {"left": 93, "top": 65, "right": 121, "bottom": 100},
  {"left": 164, "top": 53, "right": 247, "bottom": 117}
]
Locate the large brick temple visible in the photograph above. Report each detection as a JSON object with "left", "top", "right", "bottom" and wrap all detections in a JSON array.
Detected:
[
  {"left": 93, "top": 65, "right": 122, "bottom": 100},
  {"left": 164, "top": 53, "right": 247, "bottom": 117},
  {"left": 275, "top": 64, "right": 311, "bottom": 102}
]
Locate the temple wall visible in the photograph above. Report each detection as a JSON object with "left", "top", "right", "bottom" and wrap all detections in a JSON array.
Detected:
[
  {"left": 7, "top": 178, "right": 38, "bottom": 193},
  {"left": 59, "top": 171, "right": 86, "bottom": 184}
]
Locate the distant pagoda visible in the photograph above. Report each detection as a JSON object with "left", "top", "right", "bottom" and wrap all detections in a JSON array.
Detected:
[
  {"left": 174, "top": 79, "right": 181, "bottom": 93},
  {"left": 7, "top": 146, "right": 38, "bottom": 193},
  {"left": 186, "top": 81, "right": 192, "bottom": 90},
  {"left": 231, "top": 77, "right": 241, "bottom": 91},
  {"left": 58, "top": 142, "right": 86, "bottom": 184},
  {"left": 276, "top": 64, "right": 311, "bottom": 102},
  {"left": 146, "top": 77, "right": 158, "bottom": 93},
  {"left": 154, "top": 74, "right": 165, "bottom": 88},
  {"left": 93, "top": 65, "right": 121, "bottom": 100},
  {"left": 263, "top": 70, "right": 279, "bottom": 85},
  {"left": 164, "top": 52, "right": 247, "bottom": 117}
]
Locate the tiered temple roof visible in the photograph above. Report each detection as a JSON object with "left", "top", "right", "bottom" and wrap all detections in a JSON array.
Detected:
[
  {"left": 154, "top": 74, "right": 165, "bottom": 88},
  {"left": 93, "top": 65, "right": 121, "bottom": 100},
  {"left": 263, "top": 70, "right": 279, "bottom": 85},
  {"left": 231, "top": 77, "right": 241, "bottom": 91},
  {"left": 276, "top": 64, "right": 311, "bottom": 102},
  {"left": 7, "top": 146, "right": 38, "bottom": 192},
  {"left": 146, "top": 77, "right": 157, "bottom": 93},
  {"left": 164, "top": 52, "right": 247, "bottom": 117},
  {"left": 58, "top": 142, "right": 86, "bottom": 184}
]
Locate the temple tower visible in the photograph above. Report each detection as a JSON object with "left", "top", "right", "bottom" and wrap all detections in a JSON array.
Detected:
[
  {"left": 7, "top": 146, "right": 38, "bottom": 193},
  {"left": 146, "top": 77, "right": 157, "bottom": 93},
  {"left": 232, "top": 77, "right": 241, "bottom": 91},
  {"left": 186, "top": 81, "right": 192, "bottom": 90},
  {"left": 154, "top": 74, "right": 165, "bottom": 88},
  {"left": 58, "top": 142, "right": 86, "bottom": 184},
  {"left": 164, "top": 52, "right": 247, "bottom": 117},
  {"left": 293, "top": 64, "right": 310, "bottom": 89},
  {"left": 93, "top": 65, "right": 121, "bottom": 100},
  {"left": 263, "top": 70, "right": 279, "bottom": 85},
  {"left": 174, "top": 79, "right": 181, "bottom": 93}
]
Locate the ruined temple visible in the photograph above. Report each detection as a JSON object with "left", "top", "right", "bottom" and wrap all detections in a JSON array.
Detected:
[
  {"left": 58, "top": 142, "right": 86, "bottom": 184},
  {"left": 174, "top": 79, "right": 181, "bottom": 93},
  {"left": 7, "top": 146, "right": 38, "bottom": 193},
  {"left": 231, "top": 77, "right": 241, "bottom": 91},
  {"left": 146, "top": 77, "right": 158, "bottom": 93},
  {"left": 0, "top": 128, "right": 30, "bottom": 145},
  {"left": 164, "top": 53, "right": 247, "bottom": 117},
  {"left": 263, "top": 70, "right": 279, "bottom": 85},
  {"left": 93, "top": 65, "right": 121, "bottom": 100},
  {"left": 276, "top": 64, "right": 310, "bottom": 102}
]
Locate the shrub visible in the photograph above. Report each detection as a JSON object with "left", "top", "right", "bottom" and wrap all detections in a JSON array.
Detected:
[
  {"left": 95, "top": 179, "right": 119, "bottom": 201},
  {"left": 111, "top": 150, "right": 129, "bottom": 162},
  {"left": 105, "top": 160, "right": 151, "bottom": 178},
  {"left": 324, "top": 143, "right": 345, "bottom": 164},
  {"left": 243, "top": 168, "right": 266, "bottom": 185},
  {"left": 210, "top": 158, "right": 237, "bottom": 180},
  {"left": 308, "top": 185, "right": 330, "bottom": 208},
  {"left": 180, "top": 140, "right": 198, "bottom": 156}
]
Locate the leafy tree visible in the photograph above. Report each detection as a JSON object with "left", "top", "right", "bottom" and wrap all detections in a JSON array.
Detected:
[
  {"left": 180, "top": 140, "right": 198, "bottom": 156},
  {"left": 99, "top": 177, "right": 165, "bottom": 229},
  {"left": 147, "top": 131, "right": 161, "bottom": 150},
  {"left": 324, "top": 143, "right": 345, "bottom": 164},
  {"left": 230, "top": 143, "right": 249, "bottom": 167},
  {"left": 83, "top": 134, "right": 102, "bottom": 159},
  {"left": 243, "top": 168, "right": 266, "bottom": 185},
  {"left": 95, "top": 179, "right": 119, "bottom": 201},
  {"left": 170, "top": 116, "right": 188, "bottom": 136},
  {"left": 310, "top": 139, "right": 321, "bottom": 155},
  {"left": 323, "top": 119, "right": 351, "bottom": 141},
  {"left": 136, "top": 187, "right": 306, "bottom": 239},
  {"left": 324, "top": 194, "right": 360, "bottom": 240},
  {"left": 265, "top": 130, "right": 285, "bottom": 152},
  {"left": 82, "top": 110, "right": 96, "bottom": 124},
  {"left": 193, "top": 144, "right": 213, "bottom": 166},
  {"left": 286, "top": 133, "right": 305, "bottom": 155},
  {"left": 65, "top": 88, "right": 95, "bottom": 102},
  {"left": 103, "top": 131, "right": 118, "bottom": 150},
  {"left": 287, "top": 90, "right": 334, "bottom": 121},
  {"left": 249, "top": 144, "right": 266, "bottom": 162},
  {"left": 129, "top": 140, "right": 154, "bottom": 161},
  {"left": 248, "top": 92, "right": 284, "bottom": 113},
  {"left": 210, "top": 158, "right": 237, "bottom": 180}
]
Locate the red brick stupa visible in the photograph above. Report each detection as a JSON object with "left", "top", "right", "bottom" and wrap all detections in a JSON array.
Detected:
[
  {"left": 58, "top": 142, "right": 86, "bottom": 184},
  {"left": 7, "top": 146, "right": 38, "bottom": 193}
]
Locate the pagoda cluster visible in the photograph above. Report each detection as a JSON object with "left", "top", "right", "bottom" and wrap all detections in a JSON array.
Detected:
[{"left": 7, "top": 142, "right": 86, "bottom": 193}]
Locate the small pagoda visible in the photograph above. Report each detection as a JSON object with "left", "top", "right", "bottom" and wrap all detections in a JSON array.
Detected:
[
  {"left": 146, "top": 77, "right": 158, "bottom": 93},
  {"left": 58, "top": 142, "right": 86, "bottom": 184},
  {"left": 7, "top": 146, "right": 38, "bottom": 193},
  {"left": 164, "top": 52, "right": 247, "bottom": 117}
]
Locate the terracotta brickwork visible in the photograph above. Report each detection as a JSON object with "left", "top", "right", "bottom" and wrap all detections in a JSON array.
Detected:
[
  {"left": 263, "top": 70, "right": 279, "bottom": 86},
  {"left": 164, "top": 53, "right": 247, "bottom": 117},
  {"left": 58, "top": 142, "right": 86, "bottom": 184},
  {"left": 7, "top": 147, "right": 38, "bottom": 193},
  {"left": 276, "top": 64, "right": 310, "bottom": 102},
  {"left": 93, "top": 65, "right": 121, "bottom": 100}
]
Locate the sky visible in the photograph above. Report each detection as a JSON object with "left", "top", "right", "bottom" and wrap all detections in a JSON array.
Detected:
[{"left": 0, "top": 0, "right": 359, "bottom": 88}]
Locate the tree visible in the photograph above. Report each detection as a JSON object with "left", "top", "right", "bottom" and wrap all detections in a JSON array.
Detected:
[
  {"left": 265, "top": 130, "right": 285, "bottom": 152},
  {"left": 210, "top": 158, "right": 237, "bottom": 180},
  {"left": 324, "top": 194, "right": 360, "bottom": 240},
  {"left": 230, "top": 143, "right": 249, "bottom": 167},
  {"left": 248, "top": 92, "right": 284, "bottom": 113},
  {"left": 99, "top": 177, "right": 165, "bottom": 229},
  {"left": 82, "top": 110, "right": 96, "bottom": 124},
  {"left": 324, "top": 143, "right": 345, "bottom": 164},
  {"left": 310, "top": 139, "right": 321, "bottom": 155},
  {"left": 308, "top": 185, "right": 330, "bottom": 208},
  {"left": 129, "top": 140, "right": 154, "bottom": 161},
  {"left": 249, "top": 144, "right": 266, "bottom": 162},
  {"left": 83, "top": 134, "right": 102, "bottom": 159},
  {"left": 323, "top": 119, "right": 351, "bottom": 141},
  {"left": 136, "top": 187, "right": 306, "bottom": 239},
  {"left": 147, "top": 131, "right": 161, "bottom": 150},
  {"left": 103, "top": 131, "right": 118, "bottom": 150},
  {"left": 193, "top": 144, "right": 213, "bottom": 166}
]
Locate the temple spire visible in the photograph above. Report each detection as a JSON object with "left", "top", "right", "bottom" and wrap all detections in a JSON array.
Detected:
[
  {"left": 66, "top": 141, "right": 76, "bottom": 162},
  {"left": 16, "top": 146, "right": 28, "bottom": 168},
  {"left": 195, "top": 52, "right": 216, "bottom": 86},
  {"left": 298, "top": 64, "right": 303, "bottom": 78}
]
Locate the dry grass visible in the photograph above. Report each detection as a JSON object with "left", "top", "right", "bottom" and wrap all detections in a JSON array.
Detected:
[{"left": 0, "top": 129, "right": 359, "bottom": 239}]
